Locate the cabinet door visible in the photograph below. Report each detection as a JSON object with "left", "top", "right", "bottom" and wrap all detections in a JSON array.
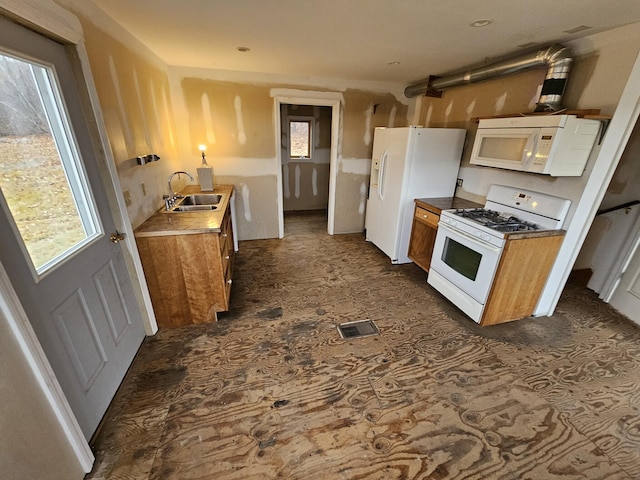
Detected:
[
  {"left": 219, "top": 210, "right": 233, "bottom": 308},
  {"left": 408, "top": 206, "right": 439, "bottom": 272}
]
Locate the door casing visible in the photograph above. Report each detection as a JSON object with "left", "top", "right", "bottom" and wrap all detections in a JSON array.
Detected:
[{"left": 274, "top": 91, "right": 341, "bottom": 237}]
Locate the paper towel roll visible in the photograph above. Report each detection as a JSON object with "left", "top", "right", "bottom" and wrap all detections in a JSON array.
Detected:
[{"left": 197, "top": 166, "right": 214, "bottom": 191}]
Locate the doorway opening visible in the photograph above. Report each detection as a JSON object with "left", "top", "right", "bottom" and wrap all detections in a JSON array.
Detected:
[
  {"left": 274, "top": 94, "right": 341, "bottom": 238},
  {"left": 280, "top": 104, "right": 332, "bottom": 232}
]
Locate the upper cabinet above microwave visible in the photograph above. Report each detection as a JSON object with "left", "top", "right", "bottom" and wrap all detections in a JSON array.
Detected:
[{"left": 470, "top": 115, "right": 601, "bottom": 176}]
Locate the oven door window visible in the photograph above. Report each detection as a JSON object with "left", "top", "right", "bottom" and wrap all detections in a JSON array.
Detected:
[
  {"left": 430, "top": 222, "right": 502, "bottom": 304},
  {"left": 442, "top": 237, "right": 482, "bottom": 280}
]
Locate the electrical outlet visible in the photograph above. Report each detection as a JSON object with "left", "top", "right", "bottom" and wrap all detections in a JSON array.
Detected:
[
  {"left": 456, "top": 178, "right": 463, "bottom": 187},
  {"left": 141, "top": 182, "right": 147, "bottom": 196},
  {"left": 123, "top": 189, "right": 132, "bottom": 207}
]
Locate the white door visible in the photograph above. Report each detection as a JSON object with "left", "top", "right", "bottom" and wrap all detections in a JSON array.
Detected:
[
  {"left": 0, "top": 17, "right": 145, "bottom": 439},
  {"left": 608, "top": 230, "right": 640, "bottom": 325}
]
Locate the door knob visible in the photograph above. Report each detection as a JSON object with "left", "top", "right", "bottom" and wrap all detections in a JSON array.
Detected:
[{"left": 110, "top": 231, "right": 126, "bottom": 244}]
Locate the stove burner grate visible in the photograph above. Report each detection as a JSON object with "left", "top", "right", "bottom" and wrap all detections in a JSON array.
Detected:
[{"left": 453, "top": 208, "right": 539, "bottom": 233}]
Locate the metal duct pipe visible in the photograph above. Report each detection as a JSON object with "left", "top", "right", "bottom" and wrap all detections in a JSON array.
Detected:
[{"left": 404, "top": 44, "right": 573, "bottom": 112}]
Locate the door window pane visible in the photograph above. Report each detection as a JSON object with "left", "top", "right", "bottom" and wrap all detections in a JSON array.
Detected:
[{"left": 0, "top": 53, "right": 100, "bottom": 275}]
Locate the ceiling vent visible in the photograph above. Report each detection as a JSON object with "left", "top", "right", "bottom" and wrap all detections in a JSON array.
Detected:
[{"left": 404, "top": 44, "right": 573, "bottom": 112}]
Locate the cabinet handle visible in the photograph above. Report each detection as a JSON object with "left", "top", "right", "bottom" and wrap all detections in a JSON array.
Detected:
[
  {"left": 225, "top": 255, "right": 230, "bottom": 260},
  {"left": 227, "top": 279, "right": 233, "bottom": 284},
  {"left": 223, "top": 233, "right": 228, "bottom": 237}
]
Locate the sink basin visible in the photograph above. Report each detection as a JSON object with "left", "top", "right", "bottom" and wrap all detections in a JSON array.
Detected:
[
  {"left": 163, "top": 193, "right": 225, "bottom": 213},
  {"left": 179, "top": 194, "right": 223, "bottom": 206},
  {"left": 172, "top": 205, "right": 218, "bottom": 212}
]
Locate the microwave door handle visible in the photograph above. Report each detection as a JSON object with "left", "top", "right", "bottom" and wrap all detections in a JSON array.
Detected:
[{"left": 522, "top": 134, "right": 538, "bottom": 168}]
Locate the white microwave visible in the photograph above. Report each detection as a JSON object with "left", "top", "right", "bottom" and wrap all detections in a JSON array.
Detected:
[{"left": 470, "top": 115, "right": 601, "bottom": 176}]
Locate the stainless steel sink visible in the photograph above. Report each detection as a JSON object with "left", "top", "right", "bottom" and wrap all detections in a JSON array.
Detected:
[
  {"left": 179, "top": 194, "right": 223, "bottom": 206},
  {"left": 163, "top": 193, "right": 225, "bottom": 213},
  {"left": 172, "top": 204, "right": 219, "bottom": 212}
]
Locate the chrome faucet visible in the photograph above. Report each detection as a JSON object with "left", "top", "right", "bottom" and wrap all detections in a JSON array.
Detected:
[{"left": 164, "top": 171, "right": 194, "bottom": 210}]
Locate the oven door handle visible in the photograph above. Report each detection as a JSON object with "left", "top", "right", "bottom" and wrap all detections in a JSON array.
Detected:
[{"left": 437, "top": 221, "right": 502, "bottom": 254}]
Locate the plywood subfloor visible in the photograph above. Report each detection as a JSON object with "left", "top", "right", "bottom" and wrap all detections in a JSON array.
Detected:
[{"left": 86, "top": 211, "right": 640, "bottom": 479}]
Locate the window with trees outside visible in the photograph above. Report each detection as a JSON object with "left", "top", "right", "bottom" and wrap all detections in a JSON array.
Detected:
[
  {"left": 289, "top": 117, "right": 313, "bottom": 160},
  {"left": 0, "top": 51, "right": 100, "bottom": 276}
]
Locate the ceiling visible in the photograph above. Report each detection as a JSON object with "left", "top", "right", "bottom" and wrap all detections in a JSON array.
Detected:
[{"left": 89, "top": 0, "right": 640, "bottom": 86}]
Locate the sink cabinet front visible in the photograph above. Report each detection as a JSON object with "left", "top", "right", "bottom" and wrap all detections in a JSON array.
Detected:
[{"left": 136, "top": 198, "right": 234, "bottom": 328}]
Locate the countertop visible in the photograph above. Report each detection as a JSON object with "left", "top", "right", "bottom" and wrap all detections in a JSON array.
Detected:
[
  {"left": 414, "top": 197, "right": 483, "bottom": 213},
  {"left": 503, "top": 229, "right": 566, "bottom": 240},
  {"left": 414, "top": 196, "right": 565, "bottom": 240},
  {"left": 134, "top": 184, "right": 233, "bottom": 237}
]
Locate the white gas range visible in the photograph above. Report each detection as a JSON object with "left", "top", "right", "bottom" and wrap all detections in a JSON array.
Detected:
[{"left": 427, "top": 185, "right": 571, "bottom": 324}]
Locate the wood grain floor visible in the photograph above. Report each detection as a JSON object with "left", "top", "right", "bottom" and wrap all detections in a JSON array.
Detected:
[{"left": 86, "top": 210, "right": 640, "bottom": 480}]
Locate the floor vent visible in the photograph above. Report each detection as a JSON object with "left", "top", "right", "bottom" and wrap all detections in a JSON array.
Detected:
[{"left": 337, "top": 319, "right": 380, "bottom": 339}]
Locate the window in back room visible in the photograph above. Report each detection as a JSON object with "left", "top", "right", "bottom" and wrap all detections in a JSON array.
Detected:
[{"left": 289, "top": 117, "right": 313, "bottom": 160}]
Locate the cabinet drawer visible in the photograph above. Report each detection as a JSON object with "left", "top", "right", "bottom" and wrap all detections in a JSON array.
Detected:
[
  {"left": 414, "top": 206, "right": 439, "bottom": 228},
  {"left": 223, "top": 245, "right": 233, "bottom": 304},
  {"left": 221, "top": 242, "right": 233, "bottom": 278}
]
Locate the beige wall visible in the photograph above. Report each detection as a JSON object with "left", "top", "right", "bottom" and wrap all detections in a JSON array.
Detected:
[
  {"left": 0, "top": 310, "right": 84, "bottom": 480},
  {"left": 64, "top": 2, "right": 183, "bottom": 229},
  {"left": 43, "top": 1, "right": 412, "bottom": 239},
  {"left": 172, "top": 71, "right": 409, "bottom": 237},
  {"left": 416, "top": 22, "right": 640, "bottom": 291},
  {"left": 53, "top": 1, "right": 411, "bottom": 240}
]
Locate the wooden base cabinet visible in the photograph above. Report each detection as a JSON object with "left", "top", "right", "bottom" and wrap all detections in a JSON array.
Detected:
[
  {"left": 408, "top": 205, "right": 439, "bottom": 272},
  {"left": 481, "top": 233, "right": 564, "bottom": 326},
  {"left": 136, "top": 206, "right": 234, "bottom": 328},
  {"left": 409, "top": 197, "right": 483, "bottom": 272}
]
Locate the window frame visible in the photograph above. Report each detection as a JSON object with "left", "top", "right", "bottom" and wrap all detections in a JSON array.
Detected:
[
  {"left": 288, "top": 115, "right": 314, "bottom": 161},
  {"left": 0, "top": 51, "right": 102, "bottom": 281}
]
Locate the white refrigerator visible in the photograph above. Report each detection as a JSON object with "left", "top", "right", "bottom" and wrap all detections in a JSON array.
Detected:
[{"left": 365, "top": 126, "right": 465, "bottom": 264}]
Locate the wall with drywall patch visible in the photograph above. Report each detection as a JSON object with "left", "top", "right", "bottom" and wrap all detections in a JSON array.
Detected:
[
  {"left": 417, "top": 22, "right": 640, "bottom": 301},
  {"left": 63, "top": 1, "right": 183, "bottom": 228},
  {"left": 57, "top": 1, "right": 410, "bottom": 239},
  {"left": 418, "top": 24, "right": 640, "bottom": 212},
  {"left": 337, "top": 90, "right": 408, "bottom": 233},
  {"left": 173, "top": 72, "right": 408, "bottom": 238}
]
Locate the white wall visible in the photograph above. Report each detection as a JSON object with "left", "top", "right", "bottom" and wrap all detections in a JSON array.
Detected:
[{"left": 577, "top": 118, "right": 640, "bottom": 293}]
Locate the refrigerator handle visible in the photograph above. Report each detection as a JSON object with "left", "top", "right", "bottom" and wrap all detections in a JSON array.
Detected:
[{"left": 379, "top": 151, "right": 387, "bottom": 200}]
